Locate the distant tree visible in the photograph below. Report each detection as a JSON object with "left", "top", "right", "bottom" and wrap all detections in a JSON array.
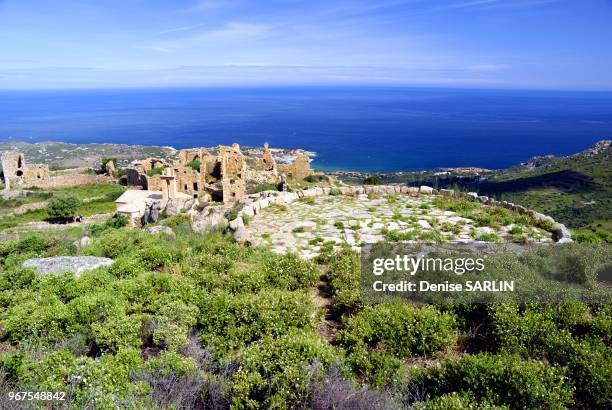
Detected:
[
  {"left": 46, "top": 194, "right": 83, "bottom": 222},
  {"left": 363, "top": 175, "right": 383, "bottom": 185}
]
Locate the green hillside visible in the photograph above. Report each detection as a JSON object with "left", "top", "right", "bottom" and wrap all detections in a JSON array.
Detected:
[{"left": 477, "top": 141, "right": 611, "bottom": 241}]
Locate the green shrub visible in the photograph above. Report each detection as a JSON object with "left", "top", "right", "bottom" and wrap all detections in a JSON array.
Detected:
[
  {"left": 198, "top": 290, "right": 318, "bottom": 351},
  {"left": 292, "top": 226, "right": 306, "bottom": 233},
  {"left": 334, "top": 220, "right": 344, "bottom": 229},
  {"left": 46, "top": 194, "right": 83, "bottom": 221},
  {"left": 475, "top": 232, "right": 498, "bottom": 242},
  {"left": 185, "top": 159, "right": 201, "bottom": 171},
  {"left": 412, "top": 353, "right": 574, "bottom": 409},
  {"left": 572, "top": 228, "right": 610, "bottom": 244},
  {"left": 147, "top": 166, "right": 165, "bottom": 177},
  {"left": 433, "top": 197, "right": 479, "bottom": 216},
  {"left": 509, "top": 225, "right": 523, "bottom": 235},
  {"left": 254, "top": 183, "right": 278, "bottom": 192},
  {"left": 486, "top": 303, "right": 611, "bottom": 407},
  {"left": 262, "top": 252, "right": 318, "bottom": 290},
  {"left": 338, "top": 303, "right": 457, "bottom": 358},
  {"left": 346, "top": 347, "right": 403, "bottom": 388},
  {"left": 329, "top": 187, "right": 341, "bottom": 196},
  {"left": 91, "top": 314, "right": 146, "bottom": 352},
  {"left": 230, "top": 330, "right": 340, "bottom": 409},
  {"left": 300, "top": 196, "right": 316, "bottom": 205},
  {"left": 304, "top": 174, "right": 318, "bottom": 183},
  {"left": 327, "top": 248, "right": 362, "bottom": 312},
  {"left": 105, "top": 214, "right": 129, "bottom": 229},
  {"left": 363, "top": 176, "right": 383, "bottom": 185},
  {"left": 440, "top": 222, "right": 461, "bottom": 235},
  {"left": 385, "top": 229, "right": 418, "bottom": 242}
]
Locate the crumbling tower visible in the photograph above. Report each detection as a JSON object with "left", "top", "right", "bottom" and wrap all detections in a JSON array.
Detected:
[
  {"left": 0, "top": 151, "right": 49, "bottom": 191},
  {"left": 258, "top": 143, "right": 277, "bottom": 172},
  {"left": 219, "top": 143, "right": 247, "bottom": 203}
]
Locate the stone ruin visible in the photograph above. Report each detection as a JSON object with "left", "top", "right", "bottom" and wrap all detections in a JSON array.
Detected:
[
  {"left": 0, "top": 151, "right": 49, "bottom": 191},
  {"left": 119, "top": 143, "right": 316, "bottom": 227},
  {"left": 125, "top": 143, "right": 303, "bottom": 204},
  {"left": 277, "top": 152, "right": 312, "bottom": 181}
]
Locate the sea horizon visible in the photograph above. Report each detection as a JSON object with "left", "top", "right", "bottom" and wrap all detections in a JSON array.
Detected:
[{"left": 1, "top": 86, "right": 611, "bottom": 172}]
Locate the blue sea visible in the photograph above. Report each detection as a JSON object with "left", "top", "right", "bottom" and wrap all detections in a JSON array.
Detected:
[{"left": 1, "top": 87, "right": 611, "bottom": 172}]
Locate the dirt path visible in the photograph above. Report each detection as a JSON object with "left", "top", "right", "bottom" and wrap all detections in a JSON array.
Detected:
[{"left": 311, "top": 268, "right": 342, "bottom": 342}]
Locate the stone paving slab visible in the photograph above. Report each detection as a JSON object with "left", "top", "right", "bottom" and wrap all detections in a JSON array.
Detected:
[{"left": 245, "top": 194, "right": 552, "bottom": 259}]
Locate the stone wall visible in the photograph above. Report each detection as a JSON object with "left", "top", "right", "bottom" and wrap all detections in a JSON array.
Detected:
[
  {"left": 1, "top": 151, "right": 50, "bottom": 190},
  {"left": 26, "top": 172, "right": 113, "bottom": 189},
  {"left": 277, "top": 152, "right": 312, "bottom": 181}
]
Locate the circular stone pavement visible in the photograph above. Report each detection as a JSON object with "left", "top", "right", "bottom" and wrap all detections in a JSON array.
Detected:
[{"left": 245, "top": 193, "right": 553, "bottom": 259}]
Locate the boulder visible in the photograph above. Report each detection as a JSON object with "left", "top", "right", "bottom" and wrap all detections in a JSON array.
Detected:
[
  {"left": 191, "top": 206, "right": 228, "bottom": 233},
  {"left": 144, "top": 225, "right": 176, "bottom": 237},
  {"left": 407, "top": 187, "right": 420, "bottom": 196},
  {"left": 553, "top": 222, "right": 573, "bottom": 243},
  {"left": 164, "top": 200, "right": 179, "bottom": 216},
  {"left": 466, "top": 192, "right": 479, "bottom": 200},
  {"left": 182, "top": 199, "right": 196, "bottom": 212},
  {"left": 229, "top": 216, "right": 244, "bottom": 231},
  {"left": 233, "top": 225, "right": 249, "bottom": 243},
  {"left": 80, "top": 236, "right": 91, "bottom": 248},
  {"left": 143, "top": 201, "right": 162, "bottom": 224},
  {"left": 240, "top": 205, "right": 255, "bottom": 218},
  {"left": 22, "top": 256, "right": 113, "bottom": 277},
  {"left": 419, "top": 186, "right": 434, "bottom": 194},
  {"left": 439, "top": 189, "right": 454, "bottom": 196}
]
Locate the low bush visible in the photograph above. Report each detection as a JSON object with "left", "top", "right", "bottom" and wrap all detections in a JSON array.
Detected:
[
  {"left": 337, "top": 303, "right": 457, "bottom": 358},
  {"left": 262, "top": 252, "right": 318, "bottom": 290},
  {"left": 412, "top": 353, "right": 574, "bottom": 409},
  {"left": 230, "top": 330, "right": 340, "bottom": 409},
  {"left": 363, "top": 176, "right": 383, "bottom": 185},
  {"left": 329, "top": 187, "right": 341, "bottom": 196},
  {"left": 254, "top": 182, "right": 278, "bottom": 192},
  {"left": 46, "top": 194, "right": 83, "bottom": 222},
  {"left": 327, "top": 248, "right": 362, "bottom": 312},
  {"left": 198, "top": 290, "right": 318, "bottom": 351},
  {"left": 299, "top": 196, "right": 316, "bottom": 205},
  {"left": 147, "top": 166, "right": 165, "bottom": 177},
  {"left": 185, "top": 159, "right": 201, "bottom": 171}
]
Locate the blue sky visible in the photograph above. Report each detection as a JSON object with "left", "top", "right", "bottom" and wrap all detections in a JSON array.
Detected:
[{"left": 1, "top": 0, "right": 611, "bottom": 90}]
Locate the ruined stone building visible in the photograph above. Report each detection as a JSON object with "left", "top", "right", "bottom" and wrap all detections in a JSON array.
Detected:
[
  {"left": 126, "top": 144, "right": 248, "bottom": 204},
  {"left": 0, "top": 151, "right": 49, "bottom": 191},
  {"left": 125, "top": 143, "right": 314, "bottom": 206},
  {"left": 277, "top": 152, "right": 312, "bottom": 181},
  {"left": 258, "top": 143, "right": 276, "bottom": 171},
  {"left": 126, "top": 158, "right": 169, "bottom": 191}
]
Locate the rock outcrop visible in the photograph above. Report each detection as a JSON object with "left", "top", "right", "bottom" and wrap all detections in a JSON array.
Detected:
[{"left": 22, "top": 256, "right": 113, "bottom": 276}]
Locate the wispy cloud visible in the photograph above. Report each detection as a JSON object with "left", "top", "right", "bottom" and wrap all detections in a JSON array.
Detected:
[
  {"left": 158, "top": 23, "right": 206, "bottom": 35},
  {"left": 186, "top": 0, "right": 237, "bottom": 12},
  {"left": 464, "top": 64, "right": 510, "bottom": 72},
  {"left": 139, "top": 22, "right": 273, "bottom": 53},
  {"left": 440, "top": 0, "right": 560, "bottom": 11},
  {"left": 443, "top": 0, "right": 499, "bottom": 10},
  {"left": 203, "top": 22, "right": 271, "bottom": 40}
]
